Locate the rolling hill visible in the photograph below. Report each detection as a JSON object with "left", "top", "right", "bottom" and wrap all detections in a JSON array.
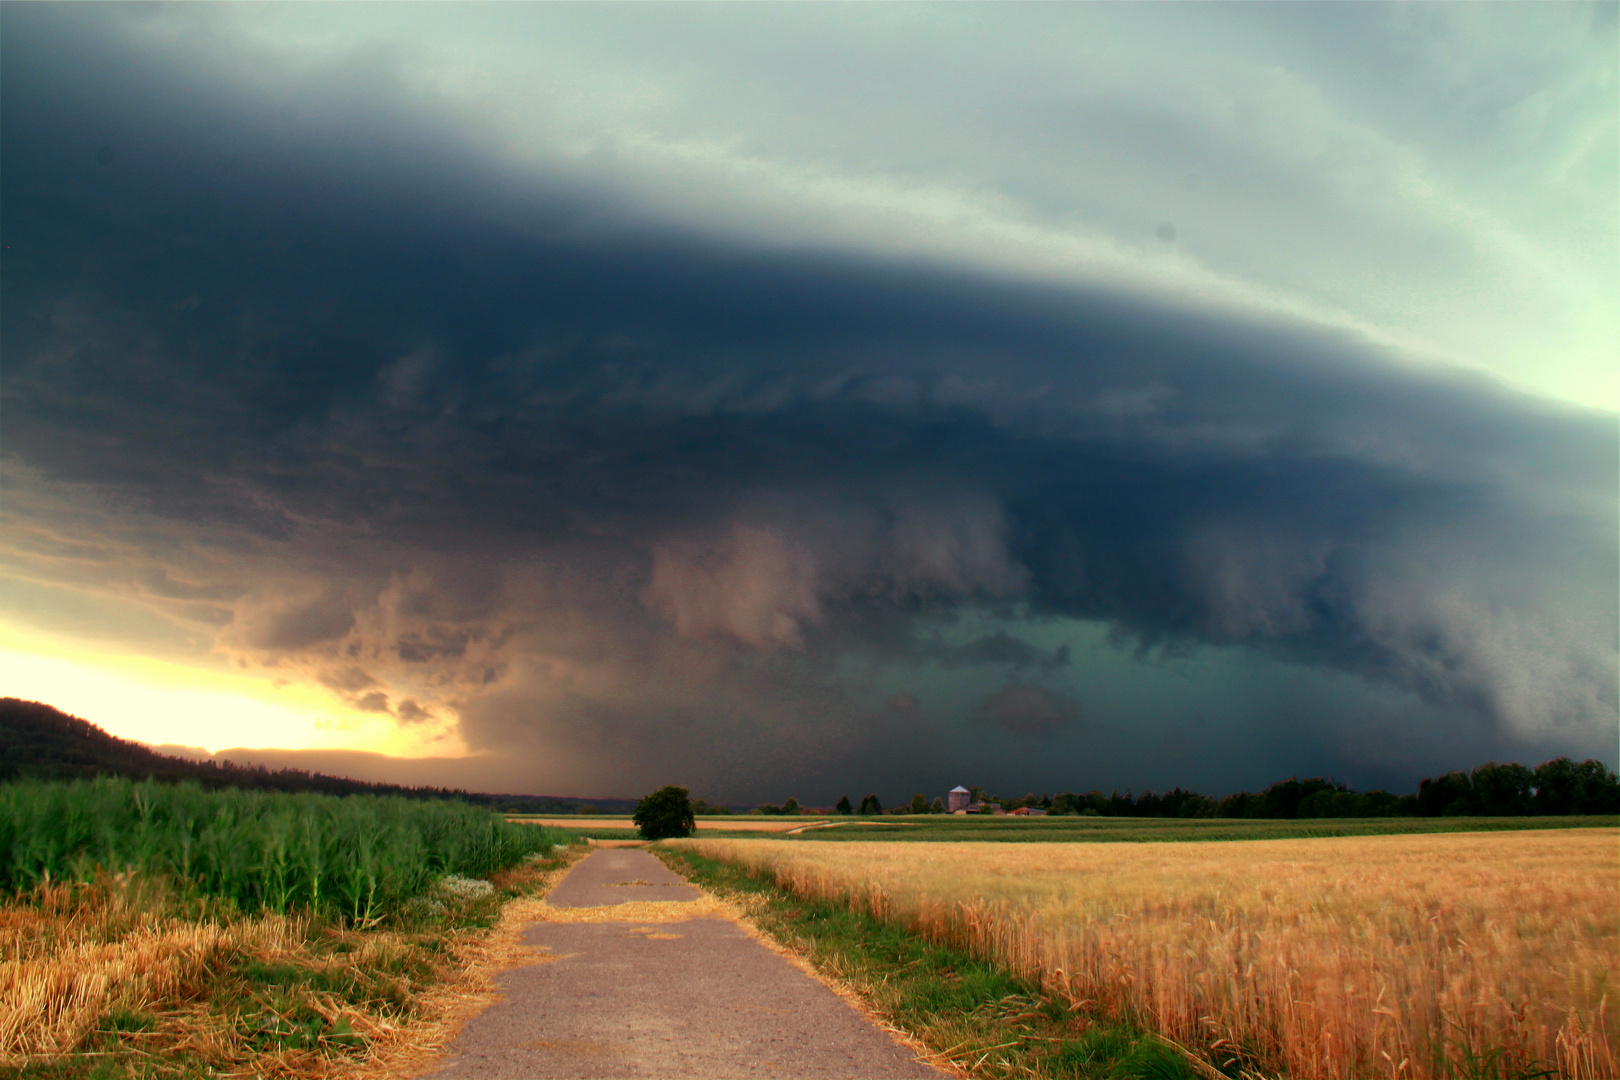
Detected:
[{"left": 0, "top": 697, "right": 636, "bottom": 813}]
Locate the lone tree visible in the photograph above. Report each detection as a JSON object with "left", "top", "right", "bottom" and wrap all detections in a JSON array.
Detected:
[
  {"left": 835, "top": 794, "right": 853, "bottom": 815},
  {"left": 634, "top": 785, "right": 696, "bottom": 840},
  {"left": 857, "top": 793, "right": 883, "bottom": 815}
]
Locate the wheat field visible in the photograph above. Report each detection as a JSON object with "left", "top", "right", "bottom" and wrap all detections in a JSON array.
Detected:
[{"left": 673, "top": 829, "right": 1618, "bottom": 1079}]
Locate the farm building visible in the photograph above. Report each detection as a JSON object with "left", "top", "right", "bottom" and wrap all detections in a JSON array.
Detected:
[{"left": 947, "top": 785, "right": 971, "bottom": 813}]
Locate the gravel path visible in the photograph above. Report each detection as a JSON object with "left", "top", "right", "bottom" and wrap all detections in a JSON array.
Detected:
[
  {"left": 543, "top": 846, "right": 704, "bottom": 908},
  {"left": 424, "top": 847, "right": 947, "bottom": 1079}
]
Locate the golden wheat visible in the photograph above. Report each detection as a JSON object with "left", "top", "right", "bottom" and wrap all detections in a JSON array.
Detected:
[
  {"left": 0, "top": 875, "right": 298, "bottom": 1063},
  {"left": 673, "top": 829, "right": 1618, "bottom": 1079},
  {"left": 0, "top": 852, "right": 587, "bottom": 1078}
]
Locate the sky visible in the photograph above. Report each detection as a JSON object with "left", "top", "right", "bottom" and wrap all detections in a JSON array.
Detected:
[{"left": 2, "top": 3, "right": 1615, "bottom": 805}]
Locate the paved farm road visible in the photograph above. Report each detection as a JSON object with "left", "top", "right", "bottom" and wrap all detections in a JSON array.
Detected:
[{"left": 425, "top": 847, "right": 947, "bottom": 1079}]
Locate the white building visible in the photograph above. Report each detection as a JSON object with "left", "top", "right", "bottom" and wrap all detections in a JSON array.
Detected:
[{"left": 947, "top": 785, "right": 971, "bottom": 813}]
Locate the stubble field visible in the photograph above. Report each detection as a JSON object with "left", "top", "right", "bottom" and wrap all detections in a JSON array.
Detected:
[{"left": 672, "top": 829, "right": 1618, "bottom": 1079}]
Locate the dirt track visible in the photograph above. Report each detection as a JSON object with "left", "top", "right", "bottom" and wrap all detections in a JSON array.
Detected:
[{"left": 423, "top": 848, "right": 946, "bottom": 1079}]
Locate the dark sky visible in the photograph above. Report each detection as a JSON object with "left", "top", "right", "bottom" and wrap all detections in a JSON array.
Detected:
[{"left": 3, "top": 5, "right": 1615, "bottom": 803}]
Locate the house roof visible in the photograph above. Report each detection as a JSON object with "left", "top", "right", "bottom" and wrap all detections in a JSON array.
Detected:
[{"left": 949, "top": 785, "right": 970, "bottom": 792}]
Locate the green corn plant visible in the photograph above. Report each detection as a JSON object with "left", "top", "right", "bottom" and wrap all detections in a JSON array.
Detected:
[{"left": 0, "top": 778, "right": 568, "bottom": 920}]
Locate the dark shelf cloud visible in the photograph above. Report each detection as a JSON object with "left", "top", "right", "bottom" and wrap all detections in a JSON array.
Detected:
[{"left": 3, "top": 4, "right": 1614, "bottom": 801}]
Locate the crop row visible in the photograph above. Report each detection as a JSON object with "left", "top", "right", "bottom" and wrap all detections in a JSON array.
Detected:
[{"left": 0, "top": 777, "right": 570, "bottom": 921}]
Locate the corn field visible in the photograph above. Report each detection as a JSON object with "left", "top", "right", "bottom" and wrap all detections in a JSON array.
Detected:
[{"left": 0, "top": 778, "right": 569, "bottom": 922}]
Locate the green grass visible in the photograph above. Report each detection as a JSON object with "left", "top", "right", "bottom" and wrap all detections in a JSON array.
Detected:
[
  {"left": 694, "top": 813, "right": 1616, "bottom": 843},
  {"left": 550, "top": 827, "right": 644, "bottom": 841},
  {"left": 0, "top": 777, "right": 575, "bottom": 922},
  {"left": 656, "top": 845, "right": 1219, "bottom": 1080}
]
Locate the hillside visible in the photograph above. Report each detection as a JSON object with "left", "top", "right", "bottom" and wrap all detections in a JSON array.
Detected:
[{"left": 0, "top": 697, "right": 634, "bottom": 813}]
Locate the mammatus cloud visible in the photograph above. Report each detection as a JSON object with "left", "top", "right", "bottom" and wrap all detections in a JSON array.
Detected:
[{"left": 2, "top": 4, "right": 1614, "bottom": 800}]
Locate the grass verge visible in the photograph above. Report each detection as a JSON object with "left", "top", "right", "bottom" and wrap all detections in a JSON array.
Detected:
[
  {"left": 2, "top": 844, "right": 587, "bottom": 1080},
  {"left": 656, "top": 845, "right": 1226, "bottom": 1080}
]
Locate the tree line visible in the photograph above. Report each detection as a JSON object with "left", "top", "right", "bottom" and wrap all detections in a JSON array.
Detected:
[
  {"left": 756, "top": 758, "right": 1619, "bottom": 819},
  {"left": 21, "top": 695, "right": 1613, "bottom": 821},
  {"left": 965, "top": 759, "right": 1618, "bottom": 818}
]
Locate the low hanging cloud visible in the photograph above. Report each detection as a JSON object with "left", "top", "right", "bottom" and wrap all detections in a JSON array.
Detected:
[
  {"left": 643, "top": 496, "right": 1024, "bottom": 648},
  {"left": 645, "top": 526, "right": 825, "bottom": 648},
  {"left": 977, "top": 685, "right": 1082, "bottom": 739},
  {"left": 1, "top": 4, "right": 1614, "bottom": 800}
]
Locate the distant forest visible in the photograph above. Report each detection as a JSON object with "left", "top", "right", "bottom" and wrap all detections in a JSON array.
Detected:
[
  {"left": 0, "top": 698, "right": 636, "bottom": 814},
  {"left": 946, "top": 760, "right": 1620, "bottom": 819}
]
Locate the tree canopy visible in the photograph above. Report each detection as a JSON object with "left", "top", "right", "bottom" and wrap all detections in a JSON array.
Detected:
[{"left": 633, "top": 785, "right": 696, "bottom": 839}]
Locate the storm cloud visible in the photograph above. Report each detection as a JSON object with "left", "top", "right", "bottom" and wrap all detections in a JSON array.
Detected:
[{"left": 2, "top": 4, "right": 1614, "bottom": 802}]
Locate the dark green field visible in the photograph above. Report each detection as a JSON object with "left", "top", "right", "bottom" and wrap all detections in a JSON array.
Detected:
[{"left": 540, "top": 813, "right": 1616, "bottom": 844}]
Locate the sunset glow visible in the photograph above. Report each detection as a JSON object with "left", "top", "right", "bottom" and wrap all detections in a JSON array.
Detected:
[{"left": 0, "top": 625, "right": 465, "bottom": 759}]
